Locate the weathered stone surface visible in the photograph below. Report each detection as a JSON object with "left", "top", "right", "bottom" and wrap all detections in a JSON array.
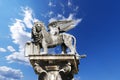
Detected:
[
  {"left": 24, "top": 20, "right": 86, "bottom": 80},
  {"left": 29, "top": 54, "right": 79, "bottom": 74},
  {"left": 29, "top": 54, "right": 80, "bottom": 80},
  {"left": 31, "top": 21, "right": 77, "bottom": 54},
  {"left": 24, "top": 41, "right": 40, "bottom": 56}
]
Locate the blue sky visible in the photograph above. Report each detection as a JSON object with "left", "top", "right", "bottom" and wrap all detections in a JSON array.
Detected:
[{"left": 0, "top": 0, "right": 120, "bottom": 80}]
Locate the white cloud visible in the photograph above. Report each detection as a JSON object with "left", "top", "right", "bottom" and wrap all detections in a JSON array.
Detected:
[
  {"left": 48, "top": 11, "right": 54, "bottom": 17},
  {"left": 41, "top": 11, "right": 54, "bottom": 18},
  {"left": 48, "top": 1, "right": 56, "bottom": 7},
  {"left": 7, "top": 7, "right": 37, "bottom": 65},
  {"left": 48, "top": 1, "right": 52, "bottom": 6},
  {"left": 7, "top": 46, "right": 15, "bottom": 52},
  {"left": 0, "top": 66, "right": 23, "bottom": 80},
  {"left": 68, "top": 0, "right": 72, "bottom": 6},
  {"left": 74, "top": 6, "right": 79, "bottom": 11},
  {"left": 0, "top": 47, "right": 6, "bottom": 52},
  {"left": 22, "top": 7, "right": 35, "bottom": 28},
  {"left": 57, "top": 14, "right": 65, "bottom": 18},
  {"left": 6, "top": 51, "right": 29, "bottom": 65},
  {"left": 60, "top": 3, "right": 65, "bottom": 14},
  {"left": 9, "top": 19, "right": 31, "bottom": 48},
  {"left": 74, "top": 76, "right": 80, "bottom": 80},
  {"left": 49, "top": 11, "right": 54, "bottom": 15}
]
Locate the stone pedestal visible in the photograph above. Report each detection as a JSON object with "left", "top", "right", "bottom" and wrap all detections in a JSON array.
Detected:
[
  {"left": 29, "top": 54, "right": 80, "bottom": 80},
  {"left": 24, "top": 42, "right": 40, "bottom": 56}
]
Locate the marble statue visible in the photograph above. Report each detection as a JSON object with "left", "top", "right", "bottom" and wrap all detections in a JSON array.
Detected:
[
  {"left": 31, "top": 20, "right": 77, "bottom": 54},
  {"left": 25, "top": 20, "right": 86, "bottom": 80}
]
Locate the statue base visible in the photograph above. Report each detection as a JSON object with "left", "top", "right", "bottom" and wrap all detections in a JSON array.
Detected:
[{"left": 29, "top": 54, "right": 80, "bottom": 80}]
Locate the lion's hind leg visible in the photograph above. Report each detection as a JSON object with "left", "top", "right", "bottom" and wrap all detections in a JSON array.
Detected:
[{"left": 63, "top": 34, "right": 75, "bottom": 54}]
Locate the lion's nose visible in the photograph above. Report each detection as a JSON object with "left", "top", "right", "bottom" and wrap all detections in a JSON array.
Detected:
[{"left": 54, "top": 32, "right": 57, "bottom": 35}]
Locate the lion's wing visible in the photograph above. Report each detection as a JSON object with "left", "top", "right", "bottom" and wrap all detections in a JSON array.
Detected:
[{"left": 48, "top": 20, "right": 75, "bottom": 32}]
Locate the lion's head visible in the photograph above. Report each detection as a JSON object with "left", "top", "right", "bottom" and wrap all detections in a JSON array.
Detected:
[{"left": 34, "top": 21, "right": 45, "bottom": 32}]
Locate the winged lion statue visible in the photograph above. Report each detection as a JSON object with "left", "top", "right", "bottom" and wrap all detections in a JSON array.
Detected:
[{"left": 31, "top": 20, "right": 77, "bottom": 54}]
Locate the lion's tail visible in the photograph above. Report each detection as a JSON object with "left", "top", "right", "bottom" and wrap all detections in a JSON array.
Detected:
[
  {"left": 62, "top": 33, "right": 78, "bottom": 54},
  {"left": 71, "top": 35, "right": 78, "bottom": 54}
]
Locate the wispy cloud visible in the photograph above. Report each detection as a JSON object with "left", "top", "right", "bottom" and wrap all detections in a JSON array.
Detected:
[
  {"left": 60, "top": 3, "right": 65, "bottom": 14},
  {"left": 48, "top": 1, "right": 56, "bottom": 7},
  {"left": 7, "top": 46, "right": 15, "bottom": 52},
  {"left": 0, "top": 66, "right": 23, "bottom": 80},
  {"left": 68, "top": 0, "right": 72, "bottom": 6},
  {"left": 48, "top": 11, "right": 54, "bottom": 17},
  {"left": 22, "top": 7, "right": 35, "bottom": 28},
  {"left": 67, "top": 0, "right": 80, "bottom": 14},
  {"left": 40, "top": 11, "right": 54, "bottom": 19},
  {"left": 6, "top": 52, "right": 29, "bottom": 65},
  {"left": 7, "top": 7, "right": 37, "bottom": 65},
  {"left": 47, "top": 0, "right": 81, "bottom": 26},
  {"left": 74, "top": 76, "right": 80, "bottom": 80},
  {"left": 0, "top": 47, "right": 6, "bottom": 52},
  {"left": 9, "top": 19, "right": 31, "bottom": 48},
  {"left": 74, "top": 6, "right": 79, "bottom": 11}
]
